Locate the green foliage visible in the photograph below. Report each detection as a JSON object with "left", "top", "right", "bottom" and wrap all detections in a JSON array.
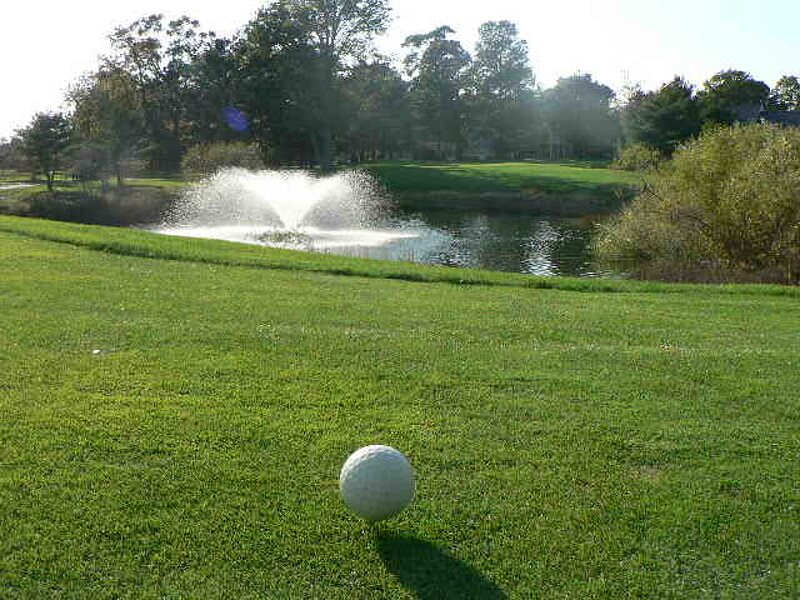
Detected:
[
  {"left": 623, "top": 77, "right": 702, "bottom": 154},
  {"left": 238, "top": 0, "right": 391, "bottom": 169},
  {"left": 69, "top": 67, "right": 144, "bottom": 184},
  {"left": 698, "top": 70, "right": 770, "bottom": 124},
  {"left": 471, "top": 21, "right": 534, "bottom": 99},
  {"left": 1, "top": 217, "right": 799, "bottom": 596},
  {"left": 341, "top": 61, "right": 410, "bottom": 161},
  {"left": 0, "top": 137, "right": 30, "bottom": 172},
  {"left": 770, "top": 75, "right": 800, "bottom": 111},
  {"left": 612, "top": 143, "right": 664, "bottom": 172},
  {"left": 286, "top": 0, "right": 392, "bottom": 59},
  {"left": 26, "top": 8, "right": 799, "bottom": 172},
  {"left": 403, "top": 26, "right": 472, "bottom": 159},
  {"left": 597, "top": 124, "right": 800, "bottom": 284},
  {"left": 237, "top": 3, "right": 321, "bottom": 165},
  {"left": 181, "top": 142, "right": 263, "bottom": 176},
  {"left": 543, "top": 75, "right": 620, "bottom": 158},
  {"left": 254, "top": 0, "right": 391, "bottom": 170},
  {"left": 17, "top": 113, "right": 71, "bottom": 190},
  {"left": 184, "top": 38, "right": 243, "bottom": 146},
  {"left": 467, "top": 21, "right": 538, "bottom": 159},
  {"left": 107, "top": 14, "right": 214, "bottom": 172}
]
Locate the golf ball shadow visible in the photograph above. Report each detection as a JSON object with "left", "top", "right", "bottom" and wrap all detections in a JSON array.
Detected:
[{"left": 376, "top": 532, "right": 507, "bottom": 599}]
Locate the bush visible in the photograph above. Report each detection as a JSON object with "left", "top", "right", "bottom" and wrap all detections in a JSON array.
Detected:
[
  {"left": 597, "top": 124, "right": 800, "bottom": 284},
  {"left": 181, "top": 142, "right": 263, "bottom": 176},
  {"left": 26, "top": 186, "right": 173, "bottom": 226},
  {"left": 612, "top": 143, "right": 663, "bottom": 172}
]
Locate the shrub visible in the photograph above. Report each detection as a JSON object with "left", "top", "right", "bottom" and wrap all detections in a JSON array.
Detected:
[
  {"left": 26, "top": 186, "right": 172, "bottom": 226},
  {"left": 181, "top": 142, "right": 263, "bottom": 176},
  {"left": 597, "top": 124, "right": 800, "bottom": 284},
  {"left": 612, "top": 143, "right": 663, "bottom": 172}
]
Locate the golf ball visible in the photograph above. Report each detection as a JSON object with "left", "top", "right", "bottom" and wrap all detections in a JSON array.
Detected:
[{"left": 339, "top": 445, "right": 415, "bottom": 521}]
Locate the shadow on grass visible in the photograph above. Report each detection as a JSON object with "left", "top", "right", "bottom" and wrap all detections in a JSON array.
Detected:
[
  {"left": 364, "top": 162, "right": 640, "bottom": 197},
  {"left": 376, "top": 531, "right": 506, "bottom": 599}
]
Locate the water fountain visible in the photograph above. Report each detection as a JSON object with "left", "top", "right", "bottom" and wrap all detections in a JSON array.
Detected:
[
  {"left": 152, "top": 167, "right": 595, "bottom": 276},
  {"left": 155, "top": 167, "right": 419, "bottom": 252}
]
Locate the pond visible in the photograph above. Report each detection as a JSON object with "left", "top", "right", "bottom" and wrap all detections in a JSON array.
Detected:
[
  {"left": 156, "top": 207, "right": 606, "bottom": 278},
  {"left": 152, "top": 169, "right": 612, "bottom": 277},
  {"left": 310, "top": 208, "right": 604, "bottom": 277},
  {"left": 0, "top": 183, "right": 35, "bottom": 191}
]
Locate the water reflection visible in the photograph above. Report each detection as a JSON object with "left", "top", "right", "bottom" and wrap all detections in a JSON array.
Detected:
[
  {"left": 154, "top": 204, "right": 605, "bottom": 277},
  {"left": 323, "top": 209, "right": 604, "bottom": 277},
  {"left": 150, "top": 168, "right": 609, "bottom": 277}
]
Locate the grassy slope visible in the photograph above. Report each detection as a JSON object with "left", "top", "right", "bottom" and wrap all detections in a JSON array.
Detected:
[
  {"left": 1, "top": 218, "right": 798, "bottom": 598},
  {"left": 0, "top": 177, "right": 183, "bottom": 218},
  {"left": 363, "top": 161, "right": 640, "bottom": 194},
  {"left": 1, "top": 162, "right": 639, "bottom": 214},
  {"left": 362, "top": 161, "right": 641, "bottom": 216}
]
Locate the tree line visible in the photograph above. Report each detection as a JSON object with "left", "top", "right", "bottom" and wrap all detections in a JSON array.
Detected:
[
  {"left": 622, "top": 72, "right": 800, "bottom": 157},
  {"left": 2, "top": 0, "right": 799, "bottom": 185}
]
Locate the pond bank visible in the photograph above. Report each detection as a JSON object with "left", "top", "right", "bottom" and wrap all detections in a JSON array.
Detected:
[
  {"left": 1, "top": 186, "right": 176, "bottom": 226},
  {"left": 393, "top": 187, "right": 634, "bottom": 217},
  {"left": 363, "top": 161, "right": 640, "bottom": 216}
]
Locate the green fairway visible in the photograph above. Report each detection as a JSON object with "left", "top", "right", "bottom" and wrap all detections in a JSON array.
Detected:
[
  {"left": 1, "top": 162, "right": 640, "bottom": 220},
  {"left": 1, "top": 217, "right": 798, "bottom": 598},
  {"left": 362, "top": 161, "right": 641, "bottom": 216},
  {"left": 363, "top": 161, "right": 640, "bottom": 194}
]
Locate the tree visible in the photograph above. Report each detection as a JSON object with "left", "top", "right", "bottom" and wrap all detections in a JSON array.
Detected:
[
  {"left": 342, "top": 60, "right": 410, "bottom": 161},
  {"left": 403, "top": 26, "right": 471, "bottom": 159},
  {"left": 69, "top": 67, "right": 144, "bottom": 185},
  {"left": 770, "top": 76, "right": 800, "bottom": 111},
  {"left": 184, "top": 38, "right": 244, "bottom": 146},
  {"left": 468, "top": 20, "right": 537, "bottom": 159},
  {"left": 0, "top": 137, "right": 30, "bottom": 173},
  {"left": 107, "top": 15, "right": 214, "bottom": 172},
  {"left": 471, "top": 21, "right": 534, "bottom": 100},
  {"left": 622, "top": 77, "right": 702, "bottom": 155},
  {"left": 698, "top": 70, "right": 770, "bottom": 124},
  {"left": 237, "top": 0, "right": 391, "bottom": 169},
  {"left": 236, "top": 2, "right": 322, "bottom": 165},
  {"left": 294, "top": 0, "right": 391, "bottom": 169},
  {"left": 542, "top": 74, "right": 619, "bottom": 158},
  {"left": 18, "top": 113, "right": 71, "bottom": 190}
]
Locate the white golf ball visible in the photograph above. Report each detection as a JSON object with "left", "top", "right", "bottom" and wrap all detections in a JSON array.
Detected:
[{"left": 339, "top": 445, "right": 415, "bottom": 521}]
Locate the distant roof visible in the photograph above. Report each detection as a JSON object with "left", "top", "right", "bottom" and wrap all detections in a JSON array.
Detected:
[
  {"left": 761, "top": 111, "right": 800, "bottom": 126},
  {"left": 729, "top": 103, "right": 800, "bottom": 127}
]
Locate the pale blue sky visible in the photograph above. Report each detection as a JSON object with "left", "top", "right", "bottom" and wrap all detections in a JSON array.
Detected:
[{"left": 1, "top": 0, "right": 798, "bottom": 139}]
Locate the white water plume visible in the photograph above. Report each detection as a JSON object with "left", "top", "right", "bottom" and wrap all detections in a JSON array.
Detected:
[{"left": 156, "top": 167, "right": 418, "bottom": 251}]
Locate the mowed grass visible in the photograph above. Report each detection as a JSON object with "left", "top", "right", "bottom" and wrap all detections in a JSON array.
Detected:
[
  {"left": 363, "top": 161, "right": 641, "bottom": 194},
  {"left": 2, "top": 162, "right": 639, "bottom": 217},
  {"left": 1, "top": 217, "right": 799, "bottom": 598},
  {"left": 1, "top": 162, "right": 639, "bottom": 197}
]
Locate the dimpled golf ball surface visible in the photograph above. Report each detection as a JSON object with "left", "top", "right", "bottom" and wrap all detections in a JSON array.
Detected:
[{"left": 339, "top": 445, "right": 415, "bottom": 521}]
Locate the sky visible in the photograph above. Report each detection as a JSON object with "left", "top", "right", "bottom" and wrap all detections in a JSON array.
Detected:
[{"left": 1, "top": 0, "right": 799, "bottom": 140}]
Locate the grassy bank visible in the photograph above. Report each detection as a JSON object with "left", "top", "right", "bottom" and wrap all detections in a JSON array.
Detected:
[
  {"left": 0, "top": 178, "right": 178, "bottom": 225},
  {"left": 363, "top": 161, "right": 639, "bottom": 193},
  {"left": 363, "top": 161, "right": 641, "bottom": 215},
  {"left": 1, "top": 162, "right": 641, "bottom": 220},
  {"left": 1, "top": 217, "right": 798, "bottom": 597}
]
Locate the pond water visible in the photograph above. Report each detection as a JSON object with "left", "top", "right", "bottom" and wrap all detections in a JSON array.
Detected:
[
  {"left": 152, "top": 169, "right": 610, "bottom": 277},
  {"left": 316, "top": 209, "right": 604, "bottom": 277},
  {"left": 156, "top": 207, "right": 604, "bottom": 278},
  {"left": 0, "top": 183, "right": 35, "bottom": 191}
]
